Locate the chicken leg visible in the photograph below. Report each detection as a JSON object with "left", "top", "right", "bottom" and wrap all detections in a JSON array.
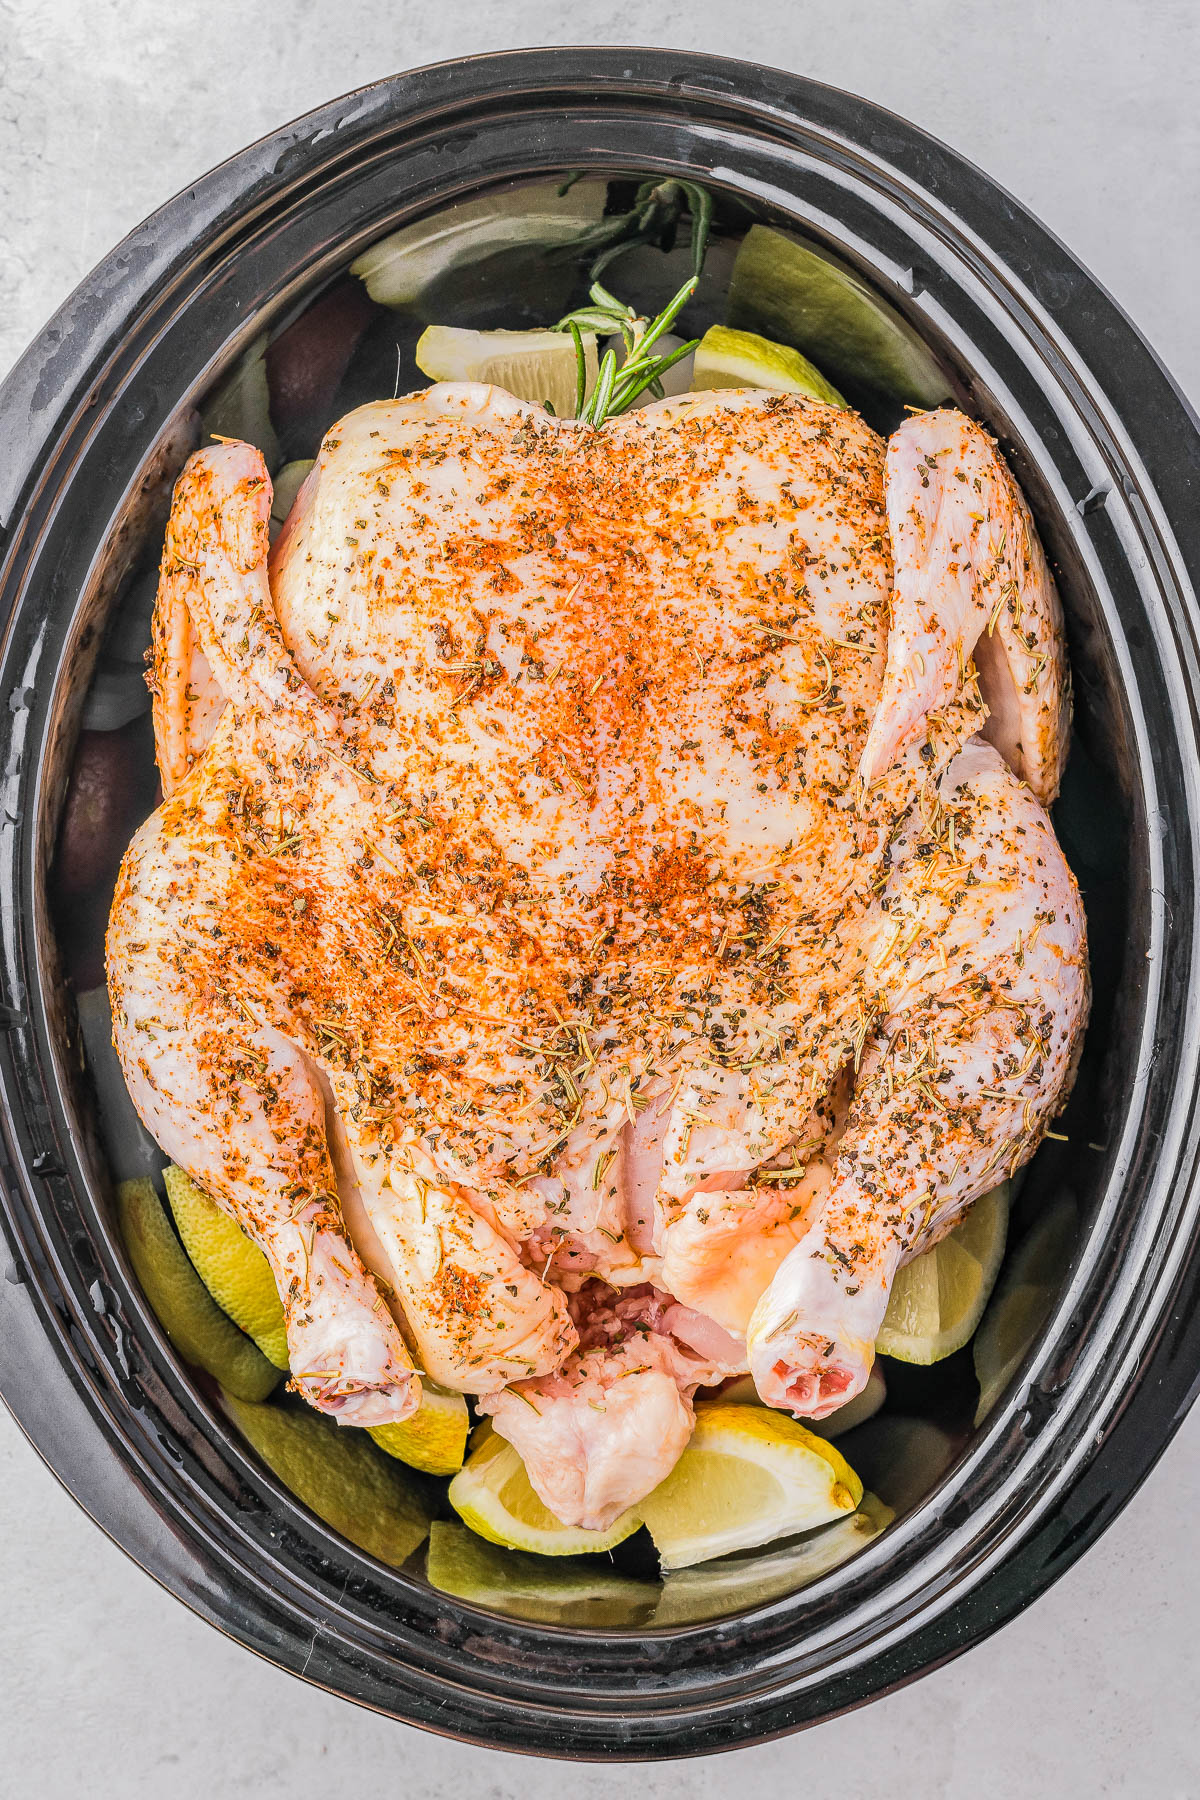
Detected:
[
  {"left": 108, "top": 773, "right": 420, "bottom": 1424},
  {"left": 747, "top": 740, "right": 1088, "bottom": 1414}
]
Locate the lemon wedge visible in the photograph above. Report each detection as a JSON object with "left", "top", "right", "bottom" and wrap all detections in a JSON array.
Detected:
[
  {"left": 638, "top": 1402, "right": 862, "bottom": 1570},
  {"left": 724, "top": 223, "right": 949, "bottom": 409},
  {"left": 116, "top": 1178, "right": 280, "bottom": 1404},
  {"left": 415, "top": 325, "right": 598, "bottom": 418},
  {"left": 448, "top": 1425, "right": 642, "bottom": 1556},
  {"left": 426, "top": 1522, "right": 657, "bottom": 1626},
  {"left": 350, "top": 181, "right": 609, "bottom": 309},
  {"left": 225, "top": 1394, "right": 431, "bottom": 1567},
  {"left": 368, "top": 1381, "right": 470, "bottom": 1477},
  {"left": 974, "top": 1195, "right": 1077, "bottom": 1424},
  {"left": 876, "top": 1182, "right": 1010, "bottom": 1366},
  {"left": 654, "top": 1490, "right": 893, "bottom": 1623},
  {"left": 691, "top": 324, "right": 846, "bottom": 405},
  {"left": 163, "top": 1165, "right": 290, "bottom": 1369}
]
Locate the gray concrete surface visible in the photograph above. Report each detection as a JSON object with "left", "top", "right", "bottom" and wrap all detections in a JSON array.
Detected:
[{"left": 1, "top": 2, "right": 1197, "bottom": 1794}]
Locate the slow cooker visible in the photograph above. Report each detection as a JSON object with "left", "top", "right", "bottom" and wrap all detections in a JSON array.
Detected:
[{"left": 1, "top": 46, "right": 1198, "bottom": 1757}]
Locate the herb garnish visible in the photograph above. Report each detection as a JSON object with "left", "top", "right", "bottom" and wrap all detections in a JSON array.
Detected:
[{"left": 552, "top": 178, "right": 713, "bottom": 426}]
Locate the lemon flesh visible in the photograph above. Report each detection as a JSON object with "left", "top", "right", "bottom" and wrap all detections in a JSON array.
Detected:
[
  {"left": 426, "top": 1522, "right": 657, "bottom": 1626},
  {"left": 164, "top": 1165, "right": 289, "bottom": 1369},
  {"left": 448, "top": 1426, "right": 642, "bottom": 1555},
  {"left": 692, "top": 324, "right": 846, "bottom": 406},
  {"left": 974, "top": 1196, "right": 1077, "bottom": 1424},
  {"left": 654, "top": 1490, "right": 894, "bottom": 1624},
  {"left": 639, "top": 1402, "right": 862, "bottom": 1570},
  {"left": 415, "top": 325, "right": 598, "bottom": 419},
  {"left": 368, "top": 1381, "right": 469, "bottom": 1476},
  {"left": 225, "top": 1394, "right": 431, "bottom": 1567},
  {"left": 876, "top": 1182, "right": 1011, "bottom": 1366},
  {"left": 116, "top": 1178, "right": 280, "bottom": 1404}
]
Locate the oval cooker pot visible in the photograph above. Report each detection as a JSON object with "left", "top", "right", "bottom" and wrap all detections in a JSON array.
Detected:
[{"left": 0, "top": 47, "right": 1198, "bottom": 1758}]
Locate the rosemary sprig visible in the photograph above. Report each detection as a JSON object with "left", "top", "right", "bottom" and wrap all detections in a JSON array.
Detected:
[
  {"left": 680, "top": 181, "right": 714, "bottom": 280},
  {"left": 567, "top": 318, "right": 587, "bottom": 418},
  {"left": 585, "top": 343, "right": 620, "bottom": 425},
  {"left": 554, "top": 177, "right": 713, "bottom": 285},
  {"left": 554, "top": 280, "right": 636, "bottom": 344},
  {"left": 607, "top": 332, "right": 696, "bottom": 411},
  {"left": 557, "top": 274, "right": 700, "bottom": 427},
  {"left": 548, "top": 177, "right": 713, "bottom": 425}
]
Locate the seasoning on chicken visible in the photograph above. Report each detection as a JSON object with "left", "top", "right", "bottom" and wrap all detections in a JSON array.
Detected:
[{"left": 108, "top": 383, "right": 1086, "bottom": 1525}]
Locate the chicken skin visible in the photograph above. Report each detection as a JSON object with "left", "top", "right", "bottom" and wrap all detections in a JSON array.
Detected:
[{"left": 108, "top": 384, "right": 1087, "bottom": 1526}]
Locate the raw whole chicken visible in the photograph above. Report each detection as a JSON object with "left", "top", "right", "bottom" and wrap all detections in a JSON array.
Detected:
[{"left": 108, "top": 383, "right": 1087, "bottom": 1530}]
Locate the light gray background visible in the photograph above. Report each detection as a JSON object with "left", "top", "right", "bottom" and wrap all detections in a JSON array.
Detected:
[{"left": 1, "top": 3, "right": 1197, "bottom": 1795}]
